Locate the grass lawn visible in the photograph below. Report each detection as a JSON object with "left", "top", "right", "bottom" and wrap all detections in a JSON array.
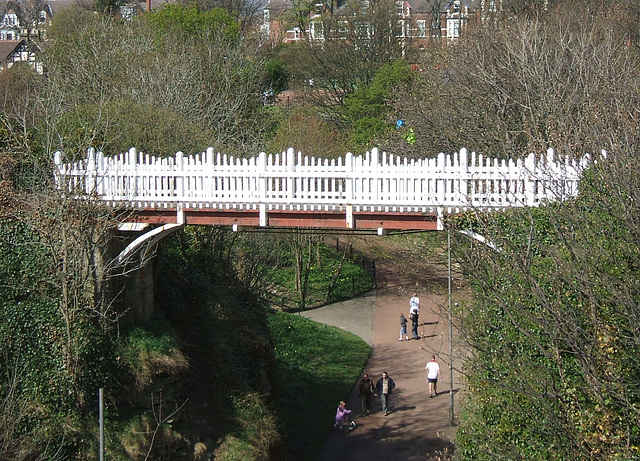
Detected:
[
  {"left": 267, "top": 311, "right": 371, "bottom": 460},
  {"left": 266, "top": 244, "right": 375, "bottom": 309}
]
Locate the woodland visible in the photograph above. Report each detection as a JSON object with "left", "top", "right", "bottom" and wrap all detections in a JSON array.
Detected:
[{"left": 0, "top": 0, "right": 639, "bottom": 459}]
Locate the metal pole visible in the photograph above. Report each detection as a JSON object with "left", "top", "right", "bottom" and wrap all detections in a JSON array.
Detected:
[
  {"left": 448, "top": 230, "right": 454, "bottom": 426},
  {"left": 99, "top": 388, "right": 104, "bottom": 461}
]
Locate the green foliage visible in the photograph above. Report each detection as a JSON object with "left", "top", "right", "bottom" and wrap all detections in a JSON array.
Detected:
[
  {"left": 266, "top": 106, "right": 350, "bottom": 158},
  {"left": 93, "top": 0, "right": 127, "bottom": 15},
  {"left": 0, "top": 218, "right": 123, "bottom": 458},
  {"left": 151, "top": 230, "right": 282, "bottom": 459},
  {"left": 268, "top": 311, "right": 370, "bottom": 460},
  {"left": 145, "top": 5, "right": 239, "bottom": 42},
  {"left": 120, "top": 326, "right": 179, "bottom": 366},
  {"left": 264, "top": 240, "right": 375, "bottom": 309},
  {"left": 341, "top": 60, "right": 412, "bottom": 147},
  {"left": 455, "top": 159, "right": 640, "bottom": 459},
  {"left": 264, "top": 58, "right": 290, "bottom": 92},
  {"left": 55, "top": 101, "right": 215, "bottom": 158}
]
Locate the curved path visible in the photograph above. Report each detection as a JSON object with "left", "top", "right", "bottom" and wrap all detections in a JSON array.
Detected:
[{"left": 301, "top": 237, "right": 459, "bottom": 461}]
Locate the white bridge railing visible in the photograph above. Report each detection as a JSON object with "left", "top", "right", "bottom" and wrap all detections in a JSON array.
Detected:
[{"left": 54, "top": 147, "right": 592, "bottom": 223}]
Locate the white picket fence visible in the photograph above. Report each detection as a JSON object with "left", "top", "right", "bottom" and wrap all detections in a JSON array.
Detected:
[{"left": 53, "top": 147, "right": 592, "bottom": 218}]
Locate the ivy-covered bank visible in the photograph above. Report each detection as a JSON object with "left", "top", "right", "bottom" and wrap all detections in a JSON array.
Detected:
[
  {"left": 0, "top": 216, "right": 373, "bottom": 460},
  {"left": 0, "top": 215, "right": 123, "bottom": 460},
  {"left": 452, "top": 162, "right": 640, "bottom": 460}
]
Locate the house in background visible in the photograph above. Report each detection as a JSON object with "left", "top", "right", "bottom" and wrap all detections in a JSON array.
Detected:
[
  {"left": 0, "top": 38, "right": 41, "bottom": 72},
  {"left": 0, "top": 9, "right": 21, "bottom": 40},
  {"left": 0, "top": 0, "right": 55, "bottom": 43},
  {"left": 0, "top": 0, "right": 77, "bottom": 72},
  {"left": 261, "top": 0, "right": 485, "bottom": 47}
]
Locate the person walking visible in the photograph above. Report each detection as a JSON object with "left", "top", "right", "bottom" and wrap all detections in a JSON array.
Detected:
[
  {"left": 410, "top": 310, "right": 419, "bottom": 340},
  {"left": 398, "top": 314, "right": 408, "bottom": 341},
  {"left": 410, "top": 293, "right": 420, "bottom": 339},
  {"left": 358, "top": 373, "right": 375, "bottom": 416},
  {"left": 374, "top": 371, "right": 396, "bottom": 416},
  {"left": 409, "top": 293, "right": 420, "bottom": 320},
  {"left": 426, "top": 355, "right": 441, "bottom": 398}
]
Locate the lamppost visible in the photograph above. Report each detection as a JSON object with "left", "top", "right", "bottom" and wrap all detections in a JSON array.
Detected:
[
  {"left": 99, "top": 388, "right": 104, "bottom": 461},
  {"left": 447, "top": 229, "right": 454, "bottom": 426}
]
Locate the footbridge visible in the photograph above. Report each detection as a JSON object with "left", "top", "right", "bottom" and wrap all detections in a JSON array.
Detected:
[{"left": 53, "top": 147, "right": 592, "bottom": 260}]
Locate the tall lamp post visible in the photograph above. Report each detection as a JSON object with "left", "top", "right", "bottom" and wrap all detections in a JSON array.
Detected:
[{"left": 447, "top": 229, "right": 454, "bottom": 426}]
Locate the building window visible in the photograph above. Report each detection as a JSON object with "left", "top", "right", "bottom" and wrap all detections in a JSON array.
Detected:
[
  {"left": 417, "top": 19, "right": 426, "bottom": 37},
  {"left": 39, "top": 11, "right": 46, "bottom": 23},
  {"left": 355, "top": 22, "right": 369, "bottom": 38},
  {"left": 310, "top": 21, "right": 324, "bottom": 40},
  {"left": 395, "top": 1, "right": 404, "bottom": 15},
  {"left": 447, "top": 18, "right": 460, "bottom": 38},
  {"left": 120, "top": 5, "right": 135, "bottom": 21}
]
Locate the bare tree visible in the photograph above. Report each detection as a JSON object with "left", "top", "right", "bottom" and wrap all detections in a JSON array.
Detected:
[
  {"left": 284, "top": 230, "right": 319, "bottom": 310},
  {"left": 392, "top": 4, "right": 640, "bottom": 159},
  {"left": 42, "top": 8, "right": 268, "bottom": 158},
  {"left": 282, "top": 0, "right": 406, "bottom": 106}
]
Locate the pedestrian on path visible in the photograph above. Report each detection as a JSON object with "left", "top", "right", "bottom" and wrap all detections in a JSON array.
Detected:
[
  {"left": 399, "top": 314, "right": 408, "bottom": 341},
  {"left": 409, "top": 293, "right": 420, "bottom": 320},
  {"left": 374, "top": 371, "right": 396, "bottom": 416},
  {"left": 334, "top": 401, "right": 356, "bottom": 431},
  {"left": 426, "top": 355, "right": 441, "bottom": 397},
  {"left": 410, "top": 310, "right": 419, "bottom": 339},
  {"left": 410, "top": 293, "right": 420, "bottom": 339},
  {"left": 358, "top": 373, "right": 375, "bottom": 416}
]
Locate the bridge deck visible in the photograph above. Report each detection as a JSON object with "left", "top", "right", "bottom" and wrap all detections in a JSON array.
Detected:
[
  {"left": 55, "top": 146, "right": 593, "bottom": 235},
  {"left": 130, "top": 208, "right": 439, "bottom": 231}
]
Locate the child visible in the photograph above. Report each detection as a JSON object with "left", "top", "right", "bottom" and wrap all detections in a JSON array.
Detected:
[
  {"left": 334, "top": 401, "right": 356, "bottom": 431},
  {"left": 399, "top": 314, "right": 408, "bottom": 341}
]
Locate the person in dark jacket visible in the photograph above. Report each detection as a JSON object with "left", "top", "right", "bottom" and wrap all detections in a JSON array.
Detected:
[
  {"left": 410, "top": 311, "right": 419, "bottom": 340},
  {"left": 374, "top": 371, "right": 396, "bottom": 416},
  {"left": 399, "top": 314, "right": 408, "bottom": 341},
  {"left": 358, "top": 373, "right": 375, "bottom": 416}
]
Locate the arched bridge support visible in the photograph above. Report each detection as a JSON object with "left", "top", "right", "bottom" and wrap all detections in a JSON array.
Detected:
[{"left": 117, "top": 207, "right": 185, "bottom": 264}]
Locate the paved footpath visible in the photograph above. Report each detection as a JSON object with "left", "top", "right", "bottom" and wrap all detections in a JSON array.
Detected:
[{"left": 301, "top": 251, "right": 458, "bottom": 461}]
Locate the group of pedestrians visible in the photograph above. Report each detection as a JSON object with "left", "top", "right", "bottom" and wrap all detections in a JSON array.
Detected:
[
  {"left": 336, "top": 371, "right": 396, "bottom": 429},
  {"left": 357, "top": 371, "right": 396, "bottom": 417},
  {"left": 334, "top": 292, "right": 441, "bottom": 429},
  {"left": 399, "top": 293, "right": 421, "bottom": 340},
  {"left": 350, "top": 358, "right": 439, "bottom": 421}
]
